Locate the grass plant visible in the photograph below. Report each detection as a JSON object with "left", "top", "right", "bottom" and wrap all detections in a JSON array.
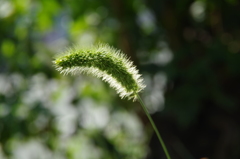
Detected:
[{"left": 53, "top": 44, "right": 171, "bottom": 159}]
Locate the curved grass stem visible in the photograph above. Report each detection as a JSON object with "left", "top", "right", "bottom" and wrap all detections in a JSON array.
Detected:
[{"left": 136, "top": 93, "right": 171, "bottom": 159}]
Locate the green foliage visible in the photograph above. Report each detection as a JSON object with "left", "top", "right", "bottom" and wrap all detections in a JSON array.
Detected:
[{"left": 1, "top": 0, "right": 240, "bottom": 158}]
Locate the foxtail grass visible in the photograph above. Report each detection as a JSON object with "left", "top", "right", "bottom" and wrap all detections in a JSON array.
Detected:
[{"left": 53, "top": 43, "right": 171, "bottom": 159}]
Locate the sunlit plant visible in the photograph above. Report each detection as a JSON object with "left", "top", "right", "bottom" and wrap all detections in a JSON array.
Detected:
[{"left": 53, "top": 43, "right": 171, "bottom": 159}]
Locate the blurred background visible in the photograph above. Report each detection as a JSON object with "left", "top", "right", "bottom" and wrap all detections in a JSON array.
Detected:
[{"left": 0, "top": 0, "right": 240, "bottom": 158}]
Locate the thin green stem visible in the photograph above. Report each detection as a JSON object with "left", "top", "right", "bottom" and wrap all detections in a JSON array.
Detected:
[{"left": 136, "top": 93, "right": 171, "bottom": 159}]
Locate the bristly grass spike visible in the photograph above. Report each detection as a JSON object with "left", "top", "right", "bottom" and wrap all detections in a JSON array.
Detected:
[{"left": 53, "top": 43, "right": 145, "bottom": 101}]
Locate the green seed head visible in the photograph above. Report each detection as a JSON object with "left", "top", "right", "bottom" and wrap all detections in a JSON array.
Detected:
[{"left": 53, "top": 44, "right": 145, "bottom": 100}]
